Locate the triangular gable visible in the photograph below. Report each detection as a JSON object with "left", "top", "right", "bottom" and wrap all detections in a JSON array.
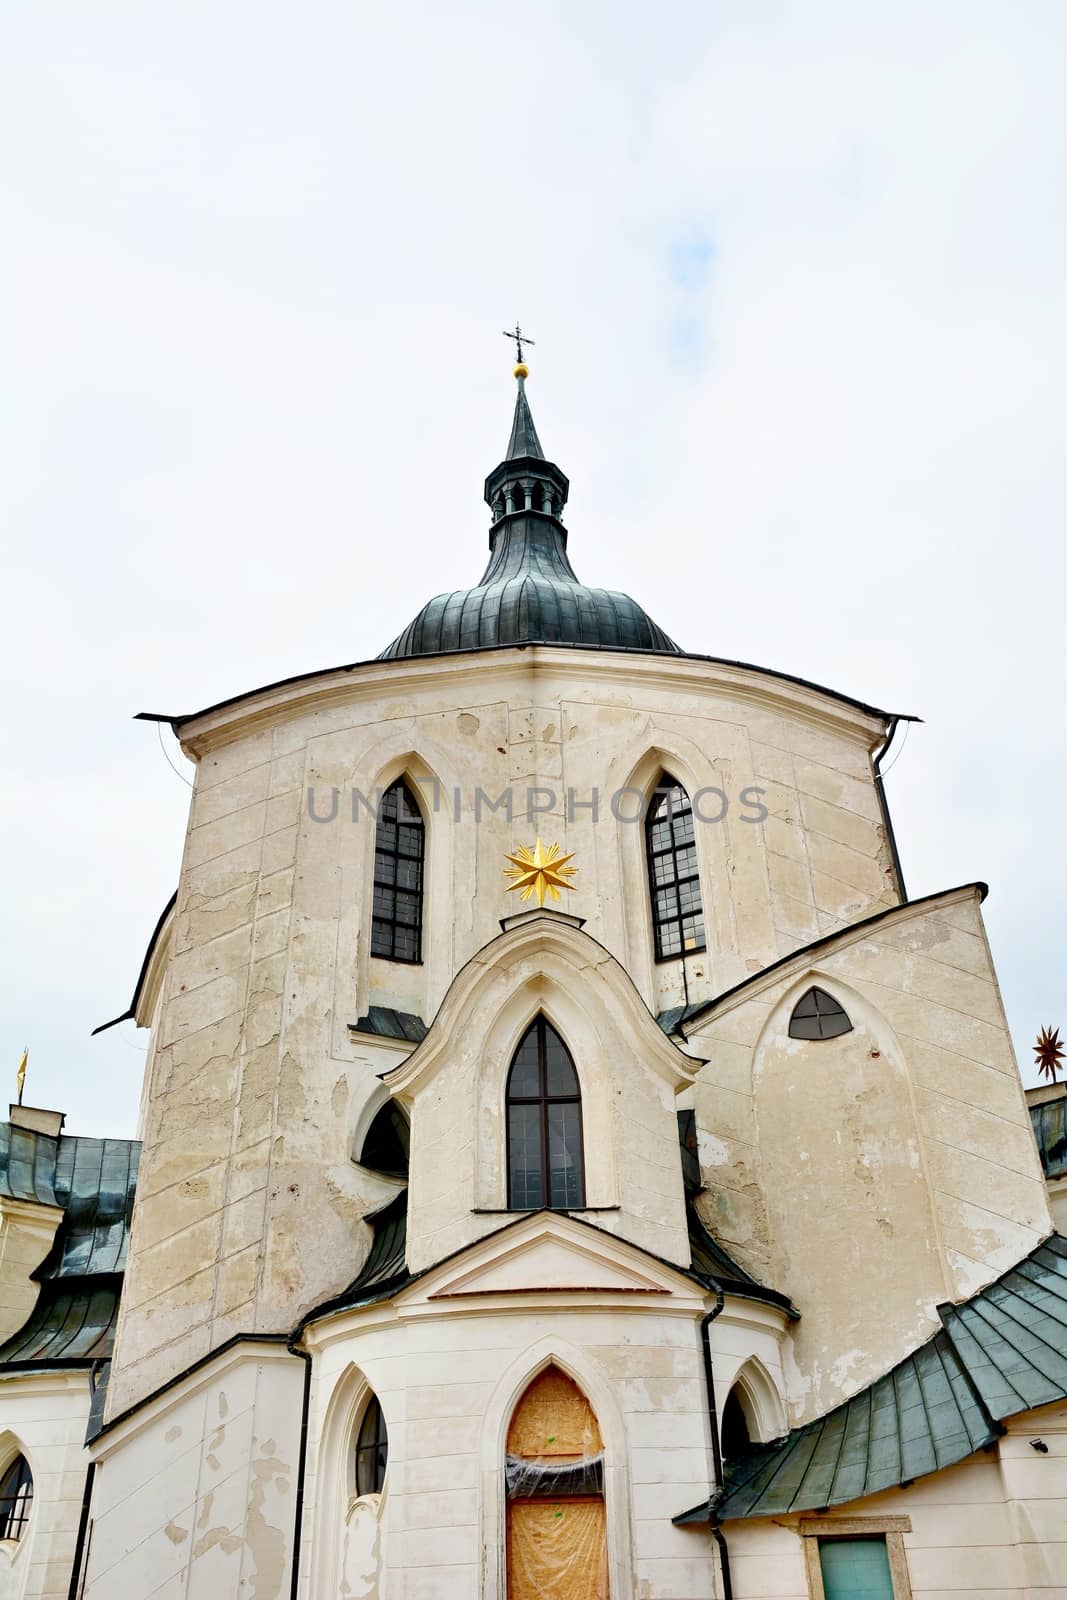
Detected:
[{"left": 403, "top": 1212, "right": 701, "bottom": 1304}]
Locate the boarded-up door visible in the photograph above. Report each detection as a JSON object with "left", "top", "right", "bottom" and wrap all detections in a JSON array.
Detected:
[{"left": 507, "top": 1497, "right": 608, "bottom": 1600}]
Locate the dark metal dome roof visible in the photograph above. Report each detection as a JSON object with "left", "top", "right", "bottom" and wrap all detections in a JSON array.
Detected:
[{"left": 379, "top": 374, "right": 680, "bottom": 661}]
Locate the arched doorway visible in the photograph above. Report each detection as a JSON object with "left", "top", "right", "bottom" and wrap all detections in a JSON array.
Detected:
[{"left": 505, "top": 1366, "right": 608, "bottom": 1600}]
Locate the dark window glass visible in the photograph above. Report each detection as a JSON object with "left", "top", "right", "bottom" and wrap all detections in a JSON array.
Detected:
[
  {"left": 370, "top": 780, "right": 424, "bottom": 964},
  {"left": 0, "top": 1455, "right": 32, "bottom": 1542},
  {"left": 506, "top": 1016, "right": 585, "bottom": 1211},
  {"left": 788, "top": 987, "right": 853, "bottom": 1040},
  {"left": 359, "top": 1102, "right": 410, "bottom": 1179},
  {"left": 720, "top": 1388, "right": 751, "bottom": 1459},
  {"left": 355, "top": 1396, "right": 388, "bottom": 1497},
  {"left": 645, "top": 777, "right": 706, "bottom": 961}
]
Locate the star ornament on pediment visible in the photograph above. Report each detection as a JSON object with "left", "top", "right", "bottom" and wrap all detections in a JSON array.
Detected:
[
  {"left": 1034, "top": 1025, "right": 1064, "bottom": 1084},
  {"left": 504, "top": 838, "right": 577, "bottom": 908}
]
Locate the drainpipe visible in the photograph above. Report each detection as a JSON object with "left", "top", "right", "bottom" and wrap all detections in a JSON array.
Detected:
[
  {"left": 872, "top": 716, "right": 909, "bottom": 904},
  {"left": 286, "top": 1336, "right": 313, "bottom": 1600},
  {"left": 67, "top": 1460, "right": 95, "bottom": 1600},
  {"left": 700, "top": 1282, "right": 733, "bottom": 1600}
]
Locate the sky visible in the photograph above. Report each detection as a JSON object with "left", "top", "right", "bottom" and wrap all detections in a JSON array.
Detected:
[{"left": 1, "top": 1, "right": 1065, "bottom": 1136}]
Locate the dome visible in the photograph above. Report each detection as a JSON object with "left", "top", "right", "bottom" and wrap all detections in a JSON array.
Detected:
[{"left": 379, "top": 371, "right": 680, "bottom": 661}]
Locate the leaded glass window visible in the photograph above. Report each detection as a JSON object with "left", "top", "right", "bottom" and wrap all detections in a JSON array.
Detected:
[
  {"left": 789, "top": 987, "right": 852, "bottom": 1040},
  {"left": 506, "top": 1016, "right": 585, "bottom": 1211},
  {"left": 645, "top": 776, "right": 706, "bottom": 961},
  {"left": 0, "top": 1455, "right": 32, "bottom": 1542},
  {"left": 355, "top": 1395, "right": 388, "bottom": 1497},
  {"left": 370, "top": 779, "right": 424, "bottom": 963}
]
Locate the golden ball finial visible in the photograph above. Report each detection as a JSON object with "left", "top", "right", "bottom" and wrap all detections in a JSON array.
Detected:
[{"left": 513, "top": 361, "right": 529, "bottom": 380}]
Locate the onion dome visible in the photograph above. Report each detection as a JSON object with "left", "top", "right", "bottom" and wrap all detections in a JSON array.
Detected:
[{"left": 379, "top": 365, "right": 680, "bottom": 660}]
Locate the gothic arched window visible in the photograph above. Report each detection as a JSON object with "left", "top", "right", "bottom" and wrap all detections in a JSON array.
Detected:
[
  {"left": 645, "top": 775, "right": 706, "bottom": 961},
  {"left": 506, "top": 1016, "right": 585, "bottom": 1211},
  {"left": 358, "top": 1101, "right": 410, "bottom": 1180},
  {"left": 788, "top": 986, "right": 853, "bottom": 1040},
  {"left": 371, "top": 779, "right": 424, "bottom": 964},
  {"left": 0, "top": 1454, "right": 33, "bottom": 1542},
  {"left": 354, "top": 1395, "right": 388, "bottom": 1497},
  {"left": 720, "top": 1387, "right": 752, "bottom": 1460}
]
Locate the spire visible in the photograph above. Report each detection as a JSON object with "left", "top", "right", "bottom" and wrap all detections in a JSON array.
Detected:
[
  {"left": 506, "top": 375, "right": 545, "bottom": 461},
  {"left": 484, "top": 351, "right": 569, "bottom": 528},
  {"left": 378, "top": 345, "right": 682, "bottom": 660}
]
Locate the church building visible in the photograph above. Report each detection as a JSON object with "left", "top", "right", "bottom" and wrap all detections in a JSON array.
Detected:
[{"left": 0, "top": 359, "right": 1064, "bottom": 1599}]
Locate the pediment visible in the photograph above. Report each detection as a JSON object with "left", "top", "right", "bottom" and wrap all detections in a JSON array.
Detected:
[{"left": 412, "top": 1213, "right": 696, "bottom": 1302}]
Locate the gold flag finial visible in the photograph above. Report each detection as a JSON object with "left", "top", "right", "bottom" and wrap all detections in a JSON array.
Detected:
[
  {"left": 16, "top": 1047, "right": 27, "bottom": 1106},
  {"left": 504, "top": 838, "right": 577, "bottom": 908},
  {"left": 1034, "top": 1025, "right": 1064, "bottom": 1084}
]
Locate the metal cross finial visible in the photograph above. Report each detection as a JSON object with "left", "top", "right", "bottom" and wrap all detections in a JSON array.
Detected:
[{"left": 502, "top": 322, "right": 535, "bottom": 364}]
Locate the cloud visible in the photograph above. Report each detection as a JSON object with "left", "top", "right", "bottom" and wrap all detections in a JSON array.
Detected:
[{"left": 1, "top": 1, "right": 1064, "bottom": 1131}]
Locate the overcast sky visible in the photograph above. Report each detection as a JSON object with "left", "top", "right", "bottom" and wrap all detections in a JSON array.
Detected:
[{"left": 2, "top": 2, "right": 1064, "bottom": 1137}]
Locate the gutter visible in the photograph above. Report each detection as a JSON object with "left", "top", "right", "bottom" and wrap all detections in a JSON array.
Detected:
[{"left": 699, "top": 1283, "right": 733, "bottom": 1600}]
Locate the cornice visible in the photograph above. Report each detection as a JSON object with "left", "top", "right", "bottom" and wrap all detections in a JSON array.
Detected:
[
  {"left": 680, "top": 882, "right": 988, "bottom": 1037},
  {"left": 0, "top": 1195, "right": 64, "bottom": 1230},
  {"left": 90, "top": 1336, "right": 297, "bottom": 1458},
  {"left": 138, "top": 645, "right": 902, "bottom": 762},
  {"left": 380, "top": 909, "right": 703, "bottom": 1100}
]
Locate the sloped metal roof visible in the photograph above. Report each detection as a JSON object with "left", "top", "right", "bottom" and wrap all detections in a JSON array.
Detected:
[
  {"left": 676, "top": 1233, "right": 1067, "bottom": 1523},
  {"left": 350, "top": 1007, "right": 428, "bottom": 1044},
  {"left": 380, "top": 379, "right": 680, "bottom": 661},
  {"left": 0, "top": 1125, "right": 139, "bottom": 1365},
  {"left": 379, "top": 516, "right": 680, "bottom": 660},
  {"left": 1030, "top": 1092, "right": 1067, "bottom": 1180}
]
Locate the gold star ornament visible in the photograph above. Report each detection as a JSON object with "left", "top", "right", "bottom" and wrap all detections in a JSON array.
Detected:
[
  {"left": 1034, "top": 1025, "right": 1065, "bottom": 1084},
  {"left": 504, "top": 838, "right": 578, "bottom": 907}
]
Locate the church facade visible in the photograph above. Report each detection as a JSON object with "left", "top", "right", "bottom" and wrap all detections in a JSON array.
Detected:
[{"left": 0, "top": 365, "right": 1064, "bottom": 1599}]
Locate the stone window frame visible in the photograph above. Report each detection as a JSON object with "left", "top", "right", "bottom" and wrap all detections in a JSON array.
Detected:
[
  {"left": 800, "top": 1516, "right": 913, "bottom": 1600},
  {"left": 369, "top": 776, "right": 426, "bottom": 964},
  {"left": 644, "top": 773, "right": 708, "bottom": 963}
]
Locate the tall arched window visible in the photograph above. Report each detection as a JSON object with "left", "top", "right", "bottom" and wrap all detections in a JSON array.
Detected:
[
  {"left": 506, "top": 1016, "right": 585, "bottom": 1211},
  {"left": 371, "top": 779, "right": 425, "bottom": 963},
  {"left": 354, "top": 1395, "right": 388, "bottom": 1497},
  {"left": 645, "top": 775, "right": 706, "bottom": 961},
  {"left": 0, "top": 1454, "right": 32, "bottom": 1542}
]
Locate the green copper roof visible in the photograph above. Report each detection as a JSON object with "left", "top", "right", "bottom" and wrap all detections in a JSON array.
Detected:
[
  {"left": 379, "top": 376, "right": 680, "bottom": 660},
  {"left": 676, "top": 1233, "right": 1067, "bottom": 1524},
  {"left": 0, "top": 1124, "right": 139, "bottom": 1365},
  {"left": 1030, "top": 1090, "right": 1067, "bottom": 1180},
  {"left": 350, "top": 1006, "right": 428, "bottom": 1043}
]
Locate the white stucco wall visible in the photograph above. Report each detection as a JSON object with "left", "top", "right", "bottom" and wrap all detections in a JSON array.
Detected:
[
  {"left": 686, "top": 886, "right": 1051, "bottom": 1422},
  {"left": 297, "top": 1217, "right": 792, "bottom": 1600},
  {"left": 110, "top": 646, "right": 896, "bottom": 1417},
  {"left": 83, "top": 1341, "right": 305, "bottom": 1600},
  {"left": 0, "top": 1372, "right": 91, "bottom": 1600}
]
